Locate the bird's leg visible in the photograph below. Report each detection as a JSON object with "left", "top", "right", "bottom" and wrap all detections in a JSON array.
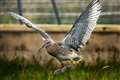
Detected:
[
  {"left": 54, "top": 62, "right": 73, "bottom": 75},
  {"left": 59, "top": 62, "right": 65, "bottom": 68},
  {"left": 59, "top": 62, "right": 71, "bottom": 69},
  {"left": 55, "top": 62, "right": 65, "bottom": 71},
  {"left": 54, "top": 63, "right": 66, "bottom": 75}
]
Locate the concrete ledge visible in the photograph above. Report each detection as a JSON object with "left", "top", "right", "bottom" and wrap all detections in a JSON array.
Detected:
[
  {"left": 0, "top": 24, "right": 120, "bottom": 32},
  {"left": 0, "top": 24, "right": 120, "bottom": 66}
]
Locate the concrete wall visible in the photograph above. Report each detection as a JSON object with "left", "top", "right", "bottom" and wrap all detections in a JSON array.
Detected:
[{"left": 0, "top": 24, "right": 120, "bottom": 67}]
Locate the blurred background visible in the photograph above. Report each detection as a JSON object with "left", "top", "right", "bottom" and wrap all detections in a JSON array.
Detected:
[
  {"left": 0, "top": 0, "right": 120, "bottom": 80},
  {"left": 0, "top": 0, "right": 120, "bottom": 24}
]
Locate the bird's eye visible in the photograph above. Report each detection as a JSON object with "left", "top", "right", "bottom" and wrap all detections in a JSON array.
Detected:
[
  {"left": 70, "top": 49, "right": 73, "bottom": 52},
  {"left": 73, "top": 57, "right": 80, "bottom": 61}
]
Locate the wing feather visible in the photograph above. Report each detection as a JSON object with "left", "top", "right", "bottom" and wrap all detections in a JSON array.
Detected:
[
  {"left": 9, "top": 12, "right": 52, "bottom": 41},
  {"left": 62, "top": 0, "right": 101, "bottom": 51}
]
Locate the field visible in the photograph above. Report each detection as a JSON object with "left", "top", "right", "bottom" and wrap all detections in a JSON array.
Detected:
[
  {"left": 0, "top": 59, "right": 120, "bottom": 80},
  {"left": 0, "top": 24, "right": 120, "bottom": 80},
  {"left": 0, "top": 0, "right": 120, "bottom": 80}
]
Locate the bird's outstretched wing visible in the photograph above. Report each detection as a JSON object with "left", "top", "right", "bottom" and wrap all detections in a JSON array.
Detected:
[
  {"left": 62, "top": 0, "right": 101, "bottom": 51},
  {"left": 9, "top": 12, "right": 52, "bottom": 41}
]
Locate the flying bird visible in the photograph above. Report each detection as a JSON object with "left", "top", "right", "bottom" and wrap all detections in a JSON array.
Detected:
[{"left": 9, "top": 0, "right": 101, "bottom": 74}]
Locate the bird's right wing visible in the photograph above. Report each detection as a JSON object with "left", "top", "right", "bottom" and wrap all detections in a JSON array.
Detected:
[
  {"left": 62, "top": 0, "right": 101, "bottom": 51},
  {"left": 9, "top": 12, "right": 53, "bottom": 41}
]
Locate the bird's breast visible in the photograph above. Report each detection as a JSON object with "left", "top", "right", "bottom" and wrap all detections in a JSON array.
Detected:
[
  {"left": 45, "top": 43, "right": 70, "bottom": 58},
  {"left": 46, "top": 43, "right": 62, "bottom": 57}
]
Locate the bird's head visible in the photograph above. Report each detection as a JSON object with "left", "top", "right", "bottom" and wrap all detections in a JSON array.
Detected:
[
  {"left": 58, "top": 50, "right": 84, "bottom": 65},
  {"left": 67, "top": 51, "right": 83, "bottom": 65}
]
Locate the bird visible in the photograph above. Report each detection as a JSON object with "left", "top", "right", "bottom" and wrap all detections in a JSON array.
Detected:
[{"left": 9, "top": 0, "right": 101, "bottom": 74}]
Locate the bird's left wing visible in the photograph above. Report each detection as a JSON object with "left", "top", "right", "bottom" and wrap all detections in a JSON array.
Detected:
[
  {"left": 9, "top": 12, "right": 53, "bottom": 41},
  {"left": 62, "top": 0, "right": 101, "bottom": 51}
]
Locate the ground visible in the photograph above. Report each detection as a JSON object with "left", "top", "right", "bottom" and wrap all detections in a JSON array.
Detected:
[{"left": 0, "top": 59, "right": 120, "bottom": 80}]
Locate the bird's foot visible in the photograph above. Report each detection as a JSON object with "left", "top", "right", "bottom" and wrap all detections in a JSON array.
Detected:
[{"left": 54, "top": 64, "right": 73, "bottom": 75}]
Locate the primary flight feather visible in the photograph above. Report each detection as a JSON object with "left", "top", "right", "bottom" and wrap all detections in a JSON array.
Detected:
[{"left": 62, "top": 0, "right": 101, "bottom": 51}]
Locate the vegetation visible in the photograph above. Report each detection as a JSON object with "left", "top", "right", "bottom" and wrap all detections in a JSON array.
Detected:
[{"left": 0, "top": 59, "right": 120, "bottom": 80}]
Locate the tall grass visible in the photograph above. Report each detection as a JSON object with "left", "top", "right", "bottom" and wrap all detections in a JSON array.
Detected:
[{"left": 0, "top": 59, "right": 120, "bottom": 80}]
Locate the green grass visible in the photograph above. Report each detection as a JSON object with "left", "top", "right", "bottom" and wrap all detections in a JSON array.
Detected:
[{"left": 0, "top": 59, "right": 120, "bottom": 80}]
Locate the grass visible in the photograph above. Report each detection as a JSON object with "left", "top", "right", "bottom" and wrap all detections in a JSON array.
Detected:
[{"left": 0, "top": 59, "right": 120, "bottom": 80}]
